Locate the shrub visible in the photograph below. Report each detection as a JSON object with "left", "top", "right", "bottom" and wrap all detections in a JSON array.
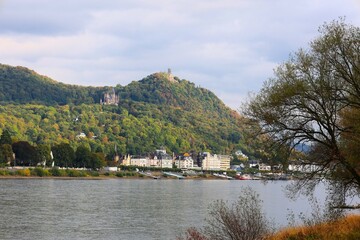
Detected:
[
  {"left": 115, "top": 172, "right": 124, "bottom": 177},
  {"left": 267, "top": 215, "right": 360, "bottom": 240},
  {"left": 178, "top": 187, "right": 272, "bottom": 240},
  {"left": 89, "top": 171, "right": 100, "bottom": 177},
  {"left": 0, "top": 169, "right": 10, "bottom": 176},
  {"left": 125, "top": 171, "right": 134, "bottom": 177},
  {"left": 30, "top": 167, "right": 50, "bottom": 177},
  {"left": 16, "top": 168, "right": 31, "bottom": 176},
  {"left": 65, "top": 169, "right": 88, "bottom": 177},
  {"left": 48, "top": 168, "right": 67, "bottom": 177}
]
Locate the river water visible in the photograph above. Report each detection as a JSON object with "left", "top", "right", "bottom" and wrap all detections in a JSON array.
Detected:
[{"left": 0, "top": 179, "right": 329, "bottom": 240}]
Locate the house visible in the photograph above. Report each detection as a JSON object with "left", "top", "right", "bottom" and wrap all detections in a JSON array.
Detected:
[
  {"left": 121, "top": 155, "right": 131, "bottom": 166},
  {"left": 76, "top": 132, "right": 86, "bottom": 139},
  {"left": 154, "top": 149, "right": 173, "bottom": 168},
  {"left": 249, "top": 160, "right": 260, "bottom": 168},
  {"left": 230, "top": 164, "right": 245, "bottom": 171},
  {"left": 120, "top": 148, "right": 175, "bottom": 169},
  {"left": 130, "top": 156, "right": 149, "bottom": 167},
  {"left": 235, "top": 150, "right": 249, "bottom": 160},
  {"left": 288, "top": 164, "right": 320, "bottom": 173},
  {"left": 174, "top": 153, "right": 194, "bottom": 169},
  {"left": 258, "top": 163, "right": 271, "bottom": 171}
]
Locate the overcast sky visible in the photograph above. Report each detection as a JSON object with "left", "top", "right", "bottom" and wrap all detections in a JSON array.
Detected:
[{"left": 1, "top": 0, "right": 360, "bottom": 109}]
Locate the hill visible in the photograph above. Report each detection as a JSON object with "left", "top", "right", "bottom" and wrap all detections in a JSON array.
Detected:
[
  {"left": 0, "top": 64, "right": 257, "bottom": 157},
  {"left": 0, "top": 63, "right": 104, "bottom": 105}
]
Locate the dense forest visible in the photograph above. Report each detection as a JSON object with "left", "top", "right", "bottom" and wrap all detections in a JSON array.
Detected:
[
  {"left": 0, "top": 63, "right": 105, "bottom": 105},
  {"left": 0, "top": 63, "right": 270, "bottom": 166}
]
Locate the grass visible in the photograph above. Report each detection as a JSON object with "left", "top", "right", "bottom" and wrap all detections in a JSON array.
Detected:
[{"left": 267, "top": 215, "right": 360, "bottom": 240}]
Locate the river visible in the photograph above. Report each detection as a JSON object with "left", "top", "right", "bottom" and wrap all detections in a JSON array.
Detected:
[{"left": 0, "top": 178, "right": 328, "bottom": 240}]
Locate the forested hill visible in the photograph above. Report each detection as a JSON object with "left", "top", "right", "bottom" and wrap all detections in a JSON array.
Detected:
[
  {"left": 0, "top": 63, "right": 105, "bottom": 105},
  {"left": 0, "top": 63, "right": 259, "bottom": 156},
  {"left": 118, "top": 72, "right": 229, "bottom": 116}
]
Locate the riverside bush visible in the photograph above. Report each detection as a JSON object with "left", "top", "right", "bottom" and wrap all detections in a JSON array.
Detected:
[
  {"left": 267, "top": 215, "right": 360, "bottom": 240},
  {"left": 66, "top": 169, "right": 88, "bottom": 177},
  {"left": 0, "top": 169, "right": 10, "bottom": 175},
  {"left": 178, "top": 186, "right": 272, "bottom": 240},
  {"left": 16, "top": 168, "right": 31, "bottom": 176},
  {"left": 30, "top": 167, "right": 50, "bottom": 177},
  {"left": 88, "top": 171, "right": 100, "bottom": 177},
  {"left": 48, "top": 168, "right": 67, "bottom": 177}
]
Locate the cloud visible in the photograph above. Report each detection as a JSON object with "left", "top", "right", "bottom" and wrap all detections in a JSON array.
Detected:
[{"left": 1, "top": 0, "right": 360, "bottom": 109}]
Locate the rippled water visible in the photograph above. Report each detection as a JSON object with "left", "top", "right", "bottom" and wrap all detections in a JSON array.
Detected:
[{"left": 0, "top": 179, "right": 326, "bottom": 240}]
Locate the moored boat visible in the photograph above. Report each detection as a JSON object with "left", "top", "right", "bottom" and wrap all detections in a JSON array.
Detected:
[{"left": 235, "top": 174, "right": 252, "bottom": 180}]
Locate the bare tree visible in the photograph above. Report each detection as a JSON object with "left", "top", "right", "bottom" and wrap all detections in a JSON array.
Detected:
[{"left": 178, "top": 187, "right": 272, "bottom": 240}]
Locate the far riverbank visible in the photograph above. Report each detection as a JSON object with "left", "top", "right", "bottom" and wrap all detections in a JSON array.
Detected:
[{"left": 0, "top": 167, "right": 230, "bottom": 180}]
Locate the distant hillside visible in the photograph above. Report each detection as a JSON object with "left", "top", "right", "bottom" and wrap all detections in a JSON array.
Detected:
[
  {"left": 0, "top": 64, "right": 262, "bottom": 156},
  {"left": 0, "top": 63, "right": 104, "bottom": 105},
  {"left": 119, "top": 72, "right": 228, "bottom": 114}
]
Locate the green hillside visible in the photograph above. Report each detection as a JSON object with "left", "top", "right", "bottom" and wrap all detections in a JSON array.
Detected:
[
  {"left": 0, "top": 63, "right": 104, "bottom": 105},
  {"left": 0, "top": 64, "right": 256, "bottom": 158}
]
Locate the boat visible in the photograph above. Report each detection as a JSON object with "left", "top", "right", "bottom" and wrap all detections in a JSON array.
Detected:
[{"left": 235, "top": 174, "right": 252, "bottom": 180}]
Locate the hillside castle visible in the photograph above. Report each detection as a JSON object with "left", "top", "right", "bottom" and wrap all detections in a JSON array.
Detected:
[
  {"left": 100, "top": 88, "right": 119, "bottom": 105},
  {"left": 100, "top": 68, "right": 174, "bottom": 106}
]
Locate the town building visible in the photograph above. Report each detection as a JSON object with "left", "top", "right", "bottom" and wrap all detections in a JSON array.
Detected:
[
  {"left": 121, "top": 149, "right": 174, "bottom": 168},
  {"left": 235, "top": 150, "right": 249, "bottom": 160},
  {"left": 258, "top": 163, "right": 271, "bottom": 171},
  {"left": 154, "top": 149, "right": 173, "bottom": 168},
  {"left": 218, "top": 155, "right": 231, "bottom": 171},
  {"left": 201, "top": 152, "right": 221, "bottom": 170},
  {"left": 130, "top": 156, "right": 149, "bottom": 167},
  {"left": 174, "top": 153, "right": 194, "bottom": 169}
]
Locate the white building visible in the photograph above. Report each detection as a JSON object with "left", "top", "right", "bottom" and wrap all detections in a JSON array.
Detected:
[
  {"left": 123, "top": 148, "right": 174, "bottom": 169},
  {"left": 288, "top": 164, "right": 320, "bottom": 173},
  {"left": 259, "top": 163, "right": 271, "bottom": 171},
  {"left": 158, "top": 158, "right": 173, "bottom": 169},
  {"left": 201, "top": 152, "right": 221, "bottom": 170},
  {"left": 219, "top": 155, "right": 231, "bottom": 171},
  {"left": 130, "top": 157, "right": 149, "bottom": 167},
  {"left": 235, "top": 150, "right": 249, "bottom": 160},
  {"left": 154, "top": 148, "right": 173, "bottom": 168},
  {"left": 175, "top": 153, "right": 194, "bottom": 169}
]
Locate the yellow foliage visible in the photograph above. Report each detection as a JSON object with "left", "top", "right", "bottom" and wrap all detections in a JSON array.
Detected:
[
  {"left": 267, "top": 215, "right": 360, "bottom": 240},
  {"left": 16, "top": 168, "right": 31, "bottom": 176}
]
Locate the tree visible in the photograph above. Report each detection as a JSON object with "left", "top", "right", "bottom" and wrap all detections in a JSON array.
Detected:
[
  {"left": 88, "top": 152, "right": 106, "bottom": 170},
  {"left": 0, "top": 129, "right": 12, "bottom": 145},
  {"left": 0, "top": 144, "right": 14, "bottom": 165},
  {"left": 51, "top": 143, "right": 75, "bottom": 168},
  {"left": 243, "top": 19, "right": 360, "bottom": 207},
  {"left": 12, "top": 141, "right": 37, "bottom": 166},
  {"left": 36, "top": 144, "right": 52, "bottom": 167},
  {"left": 74, "top": 145, "right": 91, "bottom": 168}
]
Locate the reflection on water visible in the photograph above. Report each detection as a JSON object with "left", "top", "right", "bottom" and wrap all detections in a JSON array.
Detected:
[{"left": 0, "top": 179, "right": 327, "bottom": 240}]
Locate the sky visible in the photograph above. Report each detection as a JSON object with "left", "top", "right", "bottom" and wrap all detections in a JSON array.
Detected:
[{"left": 0, "top": 0, "right": 360, "bottom": 110}]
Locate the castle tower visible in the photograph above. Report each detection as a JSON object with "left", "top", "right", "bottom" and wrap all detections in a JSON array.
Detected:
[{"left": 167, "top": 68, "right": 175, "bottom": 82}]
